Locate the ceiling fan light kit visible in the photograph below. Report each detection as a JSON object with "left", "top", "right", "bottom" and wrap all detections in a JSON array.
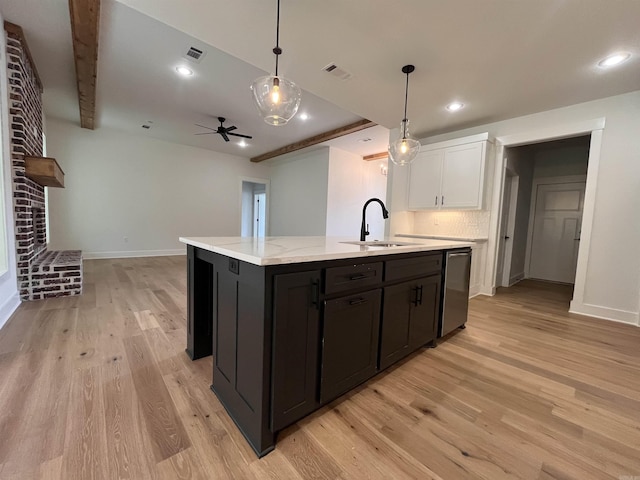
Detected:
[
  {"left": 388, "top": 64, "right": 420, "bottom": 167},
  {"left": 250, "top": 0, "right": 302, "bottom": 126}
]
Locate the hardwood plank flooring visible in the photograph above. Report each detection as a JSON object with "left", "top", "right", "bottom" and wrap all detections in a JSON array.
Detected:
[{"left": 0, "top": 257, "right": 639, "bottom": 479}]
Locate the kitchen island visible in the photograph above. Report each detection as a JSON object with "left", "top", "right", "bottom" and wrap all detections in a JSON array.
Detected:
[{"left": 179, "top": 236, "right": 472, "bottom": 456}]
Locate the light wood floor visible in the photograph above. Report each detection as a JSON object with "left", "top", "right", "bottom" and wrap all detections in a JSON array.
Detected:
[{"left": 0, "top": 257, "right": 639, "bottom": 479}]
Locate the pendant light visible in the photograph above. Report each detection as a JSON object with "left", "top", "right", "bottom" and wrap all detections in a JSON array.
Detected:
[
  {"left": 250, "top": 0, "right": 301, "bottom": 126},
  {"left": 388, "top": 65, "right": 420, "bottom": 166}
]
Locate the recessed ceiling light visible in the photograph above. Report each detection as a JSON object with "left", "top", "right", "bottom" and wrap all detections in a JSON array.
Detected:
[
  {"left": 598, "top": 52, "right": 631, "bottom": 68},
  {"left": 238, "top": 140, "right": 248, "bottom": 148},
  {"left": 299, "top": 113, "right": 309, "bottom": 120},
  {"left": 176, "top": 66, "right": 194, "bottom": 76},
  {"left": 446, "top": 102, "right": 464, "bottom": 112}
]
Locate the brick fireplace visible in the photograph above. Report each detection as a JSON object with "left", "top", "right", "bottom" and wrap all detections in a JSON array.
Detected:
[{"left": 5, "top": 23, "right": 82, "bottom": 300}]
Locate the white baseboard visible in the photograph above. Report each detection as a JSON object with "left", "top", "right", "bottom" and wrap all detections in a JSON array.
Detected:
[
  {"left": 508, "top": 272, "right": 525, "bottom": 286},
  {"left": 569, "top": 301, "right": 639, "bottom": 326},
  {"left": 83, "top": 249, "right": 186, "bottom": 260},
  {"left": 0, "top": 292, "right": 21, "bottom": 330}
]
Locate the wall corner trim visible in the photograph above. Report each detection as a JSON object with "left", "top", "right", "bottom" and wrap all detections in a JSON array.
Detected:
[{"left": 0, "top": 292, "right": 21, "bottom": 331}]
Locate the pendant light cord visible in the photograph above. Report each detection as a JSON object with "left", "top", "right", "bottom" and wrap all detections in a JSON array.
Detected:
[
  {"left": 402, "top": 71, "right": 409, "bottom": 139},
  {"left": 274, "top": 0, "right": 281, "bottom": 77}
]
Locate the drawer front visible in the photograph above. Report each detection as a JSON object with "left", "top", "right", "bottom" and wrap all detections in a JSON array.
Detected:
[
  {"left": 325, "top": 262, "right": 383, "bottom": 294},
  {"left": 385, "top": 253, "right": 442, "bottom": 282}
]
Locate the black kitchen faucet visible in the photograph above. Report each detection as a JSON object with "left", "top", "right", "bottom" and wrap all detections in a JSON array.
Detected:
[{"left": 360, "top": 198, "right": 389, "bottom": 241}]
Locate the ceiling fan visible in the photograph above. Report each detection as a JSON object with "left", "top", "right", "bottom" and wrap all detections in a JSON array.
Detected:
[{"left": 195, "top": 117, "right": 253, "bottom": 142}]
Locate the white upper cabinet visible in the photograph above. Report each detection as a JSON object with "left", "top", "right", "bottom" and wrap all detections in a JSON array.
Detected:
[
  {"left": 407, "top": 133, "right": 490, "bottom": 210},
  {"left": 441, "top": 142, "right": 485, "bottom": 208},
  {"left": 407, "top": 149, "right": 443, "bottom": 209}
]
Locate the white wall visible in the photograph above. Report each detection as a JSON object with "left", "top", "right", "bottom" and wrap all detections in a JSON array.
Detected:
[
  {"left": 240, "top": 181, "right": 253, "bottom": 237},
  {"left": 389, "top": 90, "right": 640, "bottom": 325},
  {"left": 45, "top": 118, "right": 271, "bottom": 257},
  {"left": 326, "top": 148, "right": 388, "bottom": 239},
  {"left": 269, "top": 146, "right": 388, "bottom": 238},
  {"left": 0, "top": 9, "right": 20, "bottom": 328},
  {"left": 269, "top": 148, "right": 329, "bottom": 236},
  {"left": 362, "top": 156, "right": 389, "bottom": 239},
  {"left": 533, "top": 145, "right": 589, "bottom": 178},
  {"left": 506, "top": 147, "right": 535, "bottom": 280}
]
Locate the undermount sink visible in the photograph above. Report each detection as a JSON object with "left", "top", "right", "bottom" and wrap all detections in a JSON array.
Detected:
[{"left": 340, "top": 240, "right": 418, "bottom": 247}]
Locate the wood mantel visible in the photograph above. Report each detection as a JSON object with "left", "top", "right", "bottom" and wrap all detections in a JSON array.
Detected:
[{"left": 24, "top": 156, "right": 65, "bottom": 188}]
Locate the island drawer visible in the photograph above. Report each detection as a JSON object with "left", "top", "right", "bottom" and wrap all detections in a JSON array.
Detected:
[
  {"left": 385, "top": 253, "right": 442, "bottom": 281},
  {"left": 325, "top": 262, "right": 383, "bottom": 294}
]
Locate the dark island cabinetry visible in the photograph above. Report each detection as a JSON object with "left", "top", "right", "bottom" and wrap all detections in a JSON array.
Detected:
[
  {"left": 271, "top": 270, "right": 321, "bottom": 431},
  {"left": 186, "top": 245, "right": 452, "bottom": 457},
  {"left": 321, "top": 289, "right": 382, "bottom": 403}
]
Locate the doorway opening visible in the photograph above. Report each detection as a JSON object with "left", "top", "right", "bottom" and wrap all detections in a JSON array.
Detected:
[
  {"left": 495, "top": 135, "right": 590, "bottom": 290},
  {"left": 241, "top": 180, "right": 269, "bottom": 238}
]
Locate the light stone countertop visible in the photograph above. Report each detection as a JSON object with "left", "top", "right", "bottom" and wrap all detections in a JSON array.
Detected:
[
  {"left": 179, "top": 236, "right": 473, "bottom": 266},
  {"left": 396, "top": 233, "right": 489, "bottom": 243}
]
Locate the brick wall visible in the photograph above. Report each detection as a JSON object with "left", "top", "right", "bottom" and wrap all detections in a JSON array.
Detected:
[{"left": 5, "top": 29, "right": 47, "bottom": 300}]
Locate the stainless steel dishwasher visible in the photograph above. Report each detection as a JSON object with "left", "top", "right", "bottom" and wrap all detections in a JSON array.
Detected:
[{"left": 439, "top": 249, "right": 472, "bottom": 337}]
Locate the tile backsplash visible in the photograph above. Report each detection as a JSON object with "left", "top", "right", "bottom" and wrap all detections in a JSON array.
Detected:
[{"left": 412, "top": 210, "right": 491, "bottom": 238}]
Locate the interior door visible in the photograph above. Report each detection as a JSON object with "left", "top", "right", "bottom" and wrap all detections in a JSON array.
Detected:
[
  {"left": 495, "top": 172, "right": 512, "bottom": 286},
  {"left": 528, "top": 182, "right": 585, "bottom": 284},
  {"left": 499, "top": 174, "right": 519, "bottom": 287},
  {"left": 253, "top": 192, "right": 266, "bottom": 237}
]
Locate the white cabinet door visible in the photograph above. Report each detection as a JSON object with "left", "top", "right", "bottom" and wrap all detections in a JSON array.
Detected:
[
  {"left": 407, "top": 149, "right": 443, "bottom": 210},
  {"left": 441, "top": 142, "right": 485, "bottom": 209}
]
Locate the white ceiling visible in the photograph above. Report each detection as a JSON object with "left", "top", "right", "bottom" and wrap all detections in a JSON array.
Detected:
[{"left": 2, "top": 0, "right": 639, "bottom": 159}]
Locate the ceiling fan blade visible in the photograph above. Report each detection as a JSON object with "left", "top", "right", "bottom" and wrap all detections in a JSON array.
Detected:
[
  {"left": 220, "top": 131, "right": 230, "bottom": 142},
  {"left": 228, "top": 132, "right": 253, "bottom": 139},
  {"left": 195, "top": 124, "right": 216, "bottom": 132},
  {"left": 225, "top": 126, "right": 237, "bottom": 132},
  {"left": 229, "top": 133, "right": 253, "bottom": 138}
]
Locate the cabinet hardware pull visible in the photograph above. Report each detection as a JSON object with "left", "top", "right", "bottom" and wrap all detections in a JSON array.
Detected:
[
  {"left": 441, "top": 195, "right": 444, "bottom": 205},
  {"left": 349, "top": 298, "right": 367, "bottom": 306},
  {"left": 311, "top": 280, "right": 320, "bottom": 308},
  {"left": 435, "top": 196, "right": 438, "bottom": 206},
  {"left": 349, "top": 274, "right": 368, "bottom": 281},
  {"left": 412, "top": 287, "right": 420, "bottom": 306},
  {"left": 418, "top": 285, "right": 424, "bottom": 305}
]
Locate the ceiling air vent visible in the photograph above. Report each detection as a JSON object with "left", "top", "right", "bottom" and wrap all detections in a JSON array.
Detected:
[
  {"left": 184, "top": 46, "right": 206, "bottom": 63},
  {"left": 322, "top": 63, "right": 352, "bottom": 80}
]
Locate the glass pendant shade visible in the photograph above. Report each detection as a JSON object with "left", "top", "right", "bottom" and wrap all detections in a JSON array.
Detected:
[
  {"left": 389, "top": 119, "right": 420, "bottom": 166},
  {"left": 250, "top": 74, "right": 301, "bottom": 126}
]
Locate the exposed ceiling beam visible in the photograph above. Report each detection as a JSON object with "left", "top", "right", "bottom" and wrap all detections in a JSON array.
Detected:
[
  {"left": 250, "top": 119, "right": 376, "bottom": 163},
  {"left": 4, "top": 22, "right": 43, "bottom": 93},
  {"left": 363, "top": 152, "right": 388, "bottom": 161},
  {"left": 68, "top": 0, "right": 101, "bottom": 130}
]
